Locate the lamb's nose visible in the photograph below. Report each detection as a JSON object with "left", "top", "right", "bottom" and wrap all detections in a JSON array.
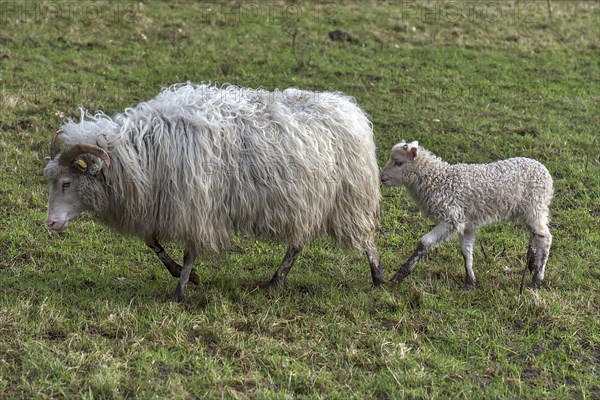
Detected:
[{"left": 380, "top": 175, "right": 390, "bottom": 183}]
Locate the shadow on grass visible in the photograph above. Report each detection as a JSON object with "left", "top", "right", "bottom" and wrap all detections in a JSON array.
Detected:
[{"left": 2, "top": 261, "right": 348, "bottom": 310}]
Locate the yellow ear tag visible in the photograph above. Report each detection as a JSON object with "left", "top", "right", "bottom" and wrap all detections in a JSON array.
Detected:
[{"left": 75, "top": 159, "right": 88, "bottom": 171}]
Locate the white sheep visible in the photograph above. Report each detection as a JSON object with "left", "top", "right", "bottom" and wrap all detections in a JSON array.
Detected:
[
  {"left": 380, "top": 141, "right": 553, "bottom": 288},
  {"left": 44, "top": 83, "right": 384, "bottom": 301}
]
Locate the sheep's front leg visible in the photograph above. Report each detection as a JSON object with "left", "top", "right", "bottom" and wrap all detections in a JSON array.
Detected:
[
  {"left": 146, "top": 239, "right": 200, "bottom": 285},
  {"left": 391, "top": 222, "right": 456, "bottom": 283},
  {"left": 266, "top": 245, "right": 302, "bottom": 288},
  {"left": 172, "top": 249, "right": 197, "bottom": 302},
  {"left": 459, "top": 229, "right": 476, "bottom": 288}
]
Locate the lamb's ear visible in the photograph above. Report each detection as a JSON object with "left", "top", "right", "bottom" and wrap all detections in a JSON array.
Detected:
[{"left": 408, "top": 141, "right": 418, "bottom": 159}]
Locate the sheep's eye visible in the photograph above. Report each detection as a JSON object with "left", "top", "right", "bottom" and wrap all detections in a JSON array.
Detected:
[
  {"left": 394, "top": 160, "right": 403, "bottom": 167},
  {"left": 62, "top": 182, "right": 71, "bottom": 189}
]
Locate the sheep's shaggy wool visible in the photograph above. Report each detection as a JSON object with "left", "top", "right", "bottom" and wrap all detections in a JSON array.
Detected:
[{"left": 55, "top": 83, "right": 381, "bottom": 256}]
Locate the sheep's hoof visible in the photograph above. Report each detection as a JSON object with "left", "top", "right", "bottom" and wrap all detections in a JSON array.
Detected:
[
  {"left": 372, "top": 278, "right": 386, "bottom": 287},
  {"left": 531, "top": 276, "right": 543, "bottom": 288},
  {"left": 372, "top": 272, "right": 386, "bottom": 287},
  {"left": 171, "top": 292, "right": 184, "bottom": 302},
  {"left": 264, "top": 278, "right": 284, "bottom": 290},
  {"left": 390, "top": 268, "right": 411, "bottom": 284},
  {"left": 189, "top": 270, "right": 200, "bottom": 286},
  {"left": 171, "top": 283, "right": 185, "bottom": 302}
]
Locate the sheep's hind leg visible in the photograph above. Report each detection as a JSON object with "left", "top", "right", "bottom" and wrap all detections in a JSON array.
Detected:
[
  {"left": 391, "top": 222, "right": 456, "bottom": 284},
  {"left": 366, "top": 243, "right": 385, "bottom": 286},
  {"left": 459, "top": 229, "right": 476, "bottom": 288},
  {"left": 266, "top": 245, "right": 302, "bottom": 288},
  {"left": 146, "top": 239, "right": 200, "bottom": 285},
  {"left": 172, "top": 249, "right": 197, "bottom": 302}
]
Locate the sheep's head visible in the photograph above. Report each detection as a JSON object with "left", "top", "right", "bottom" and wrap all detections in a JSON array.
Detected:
[
  {"left": 380, "top": 140, "right": 418, "bottom": 187},
  {"left": 44, "top": 133, "right": 111, "bottom": 231}
]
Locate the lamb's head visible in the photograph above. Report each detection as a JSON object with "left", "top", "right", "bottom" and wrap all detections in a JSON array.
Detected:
[
  {"left": 380, "top": 140, "right": 419, "bottom": 187},
  {"left": 44, "top": 134, "right": 111, "bottom": 231}
]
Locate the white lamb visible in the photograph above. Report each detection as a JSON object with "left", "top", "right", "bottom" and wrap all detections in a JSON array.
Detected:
[{"left": 380, "top": 141, "right": 553, "bottom": 288}]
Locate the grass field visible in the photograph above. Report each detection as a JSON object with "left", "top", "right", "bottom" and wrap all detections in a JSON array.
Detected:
[{"left": 1, "top": 1, "right": 598, "bottom": 398}]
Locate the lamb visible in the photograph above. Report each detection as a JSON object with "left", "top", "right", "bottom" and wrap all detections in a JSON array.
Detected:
[
  {"left": 44, "top": 83, "right": 385, "bottom": 301},
  {"left": 380, "top": 141, "right": 553, "bottom": 288}
]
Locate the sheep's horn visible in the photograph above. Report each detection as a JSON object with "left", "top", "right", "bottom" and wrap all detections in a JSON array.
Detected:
[
  {"left": 50, "top": 131, "right": 62, "bottom": 159},
  {"left": 59, "top": 144, "right": 111, "bottom": 168}
]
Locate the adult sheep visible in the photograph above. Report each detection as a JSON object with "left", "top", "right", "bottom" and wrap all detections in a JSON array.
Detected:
[{"left": 44, "top": 83, "right": 384, "bottom": 301}]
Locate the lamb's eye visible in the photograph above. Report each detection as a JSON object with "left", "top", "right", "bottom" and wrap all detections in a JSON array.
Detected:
[
  {"left": 62, "top": 182, "right": 71, "bottom": 189},
  {"left": 394, "top": 161, "right": 403, "bottom": 167}
]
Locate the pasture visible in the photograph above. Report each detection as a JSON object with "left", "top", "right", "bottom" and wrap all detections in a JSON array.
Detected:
[{"left": 0, "top": 1, "right": 598, "bottom": 398}]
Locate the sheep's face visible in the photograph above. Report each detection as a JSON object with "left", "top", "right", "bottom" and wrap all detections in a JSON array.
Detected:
[
  {"left": 380, "top": 141, "right": 419, "bottom": 187},
  {"left": 44, "top": 154, "right": 107, "bottom": 231}
]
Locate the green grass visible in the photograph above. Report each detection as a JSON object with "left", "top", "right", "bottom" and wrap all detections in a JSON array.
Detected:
[{"left": 1, "top": 1, "right": 599, "bottom": 398}]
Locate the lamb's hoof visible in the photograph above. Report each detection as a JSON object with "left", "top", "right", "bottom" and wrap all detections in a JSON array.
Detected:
[
  {"left": 527, "top": 263, "right": 535, "bottom": 273},
  {"left": 531, "top": 276, "right": 543, "bottom": 288},
  {"left": 463, "top": 281, "right": 476, "bottom": 290},
  {"left": 526, "top": 249, "right": 535, "bottom": 273},
  {"left": 390, "top": 268, "right": 411, "bottom": 284}
]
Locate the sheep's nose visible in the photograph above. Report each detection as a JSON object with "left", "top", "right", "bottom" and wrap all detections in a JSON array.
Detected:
[
  {"left": 380, "top": 175, "right": 390, "bottom": 184},
  {"left": 47, "top": 217, "right": 62, "bottom": 230}
]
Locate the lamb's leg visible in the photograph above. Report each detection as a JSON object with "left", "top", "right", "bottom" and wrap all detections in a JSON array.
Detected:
[
  {"left": 172, "top": 249, "right": 197, "bottom": 302},
  {"left": 391, "top": 222, "right": 456, "bottom": 283},
  {"left": 366, "top": 243, "right": 385, "bottom": 286},
  {"left": 526, "top": 236, "right": 536, "bottom": 273},
  {"left": 266, "top": 245, "right": 302, "bottom": 288},
  {"left": 459, "top": 229, "right": 476, "bottom": 288},
  {"left": 391, "top": 243, "right": 427, "bottom": 283},
  {"left": 531, "top": 233, "right": 552, "bottom": 287},
  {"left": 146, "top": 239, "right": 200, "bottom": 285},
  {"left": 526, "top": 218, "right": 552, "bottom": 288}
]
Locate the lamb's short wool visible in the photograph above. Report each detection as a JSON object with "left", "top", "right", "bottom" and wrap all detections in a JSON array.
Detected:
[{"left": 380, "top": 141, "right": 553, "bottom": 288}]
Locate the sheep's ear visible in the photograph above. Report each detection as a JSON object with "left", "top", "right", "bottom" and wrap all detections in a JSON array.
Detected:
[
  {"left": 74, "top": 159, "right": 88, "bottom": 172},
  {"left": 408, "top": 141, "right": 418, "bottom": 159},
  {"left": 73, "top": 157, "right": 104, "bottom": 176},
  {"left": 88, "top": 157, "right": 106, "bottom": 176}
]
